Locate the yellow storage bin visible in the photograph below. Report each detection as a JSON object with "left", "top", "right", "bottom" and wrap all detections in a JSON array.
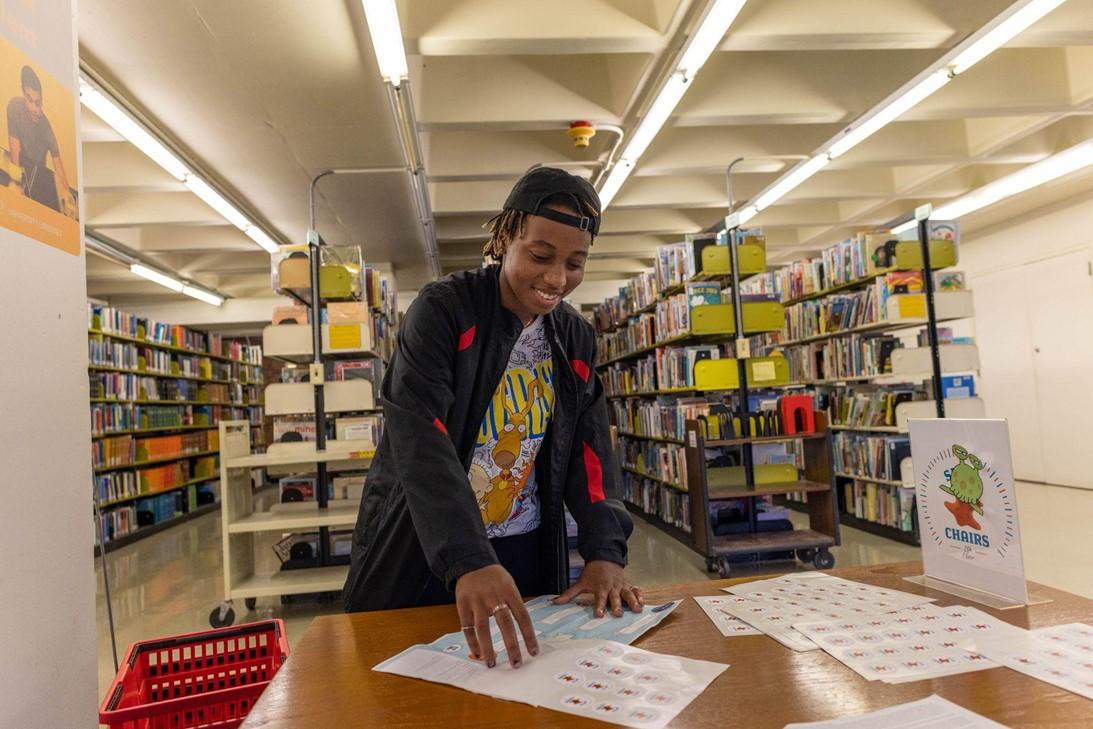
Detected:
[
  {"left": 690, "top": 302, "right": 785, "bottom": 336},
  {"left": 694, "top": 356, "right": 790, "bottom": 391},
  {"left": 697, "top": 243, "right": 767, "bottom": 277},
  {"left": 707, "top": 464, "right": 799, "bottom": 489},
  {"left": 866, "top": 236, "right": 958, "bottom": 274}
]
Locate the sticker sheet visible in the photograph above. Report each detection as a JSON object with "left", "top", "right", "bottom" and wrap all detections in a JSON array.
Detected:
[
  {"left": 375, "top": 637, "right": 728, "bottom": 728},
  {"left": 961, "top": 622, "right": 1093, "bottom": 700},
  {"left": 716, "top": 573, "right": 937, "bottom": 652},
  {"left": 783, "top": 695, "right": 1008, "bottom": 729},
  {"left": 425, "top": 596, "right": 683, "bottom": 663},
  {"left": 792, "top": 603, "right": 1006, "bottom": 683},
  {"left": 693, "top": 596, "right": 762, "bottom": 637}
]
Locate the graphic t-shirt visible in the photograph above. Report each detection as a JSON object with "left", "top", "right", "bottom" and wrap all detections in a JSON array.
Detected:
[{"left": 467, "top": 316, "right": 555, "bottom": 538}]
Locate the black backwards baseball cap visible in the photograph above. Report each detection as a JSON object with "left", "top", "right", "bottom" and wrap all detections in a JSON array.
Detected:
[{"left": 502, "top": 166, "right": 601, "bottom": 236}]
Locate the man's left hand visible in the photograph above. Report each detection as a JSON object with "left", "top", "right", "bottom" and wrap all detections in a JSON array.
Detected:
[{"left": 552, "top": 560, "right": 643, "bottom": 618}]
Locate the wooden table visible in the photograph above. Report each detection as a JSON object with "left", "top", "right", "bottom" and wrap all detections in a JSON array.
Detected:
[{"left": 241, "top": 562, "right": 1093, "bottom": 728}]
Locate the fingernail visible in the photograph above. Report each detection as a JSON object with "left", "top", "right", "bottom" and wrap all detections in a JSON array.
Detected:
[
  {"left": 513, "top": 660, "right": 522, "bottom": 668},
  {"left": 530, "top": 647, "right": 539, "bottom": 656},
  {"left": 487, "top": 660, "right": 496, "bottom": 668}
]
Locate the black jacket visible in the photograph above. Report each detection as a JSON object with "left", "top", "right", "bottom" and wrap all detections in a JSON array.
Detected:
[{"left": 343, "top": 265, "right": 630, "bottom": 612}]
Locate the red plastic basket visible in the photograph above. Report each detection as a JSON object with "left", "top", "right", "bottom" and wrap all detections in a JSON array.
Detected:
[{"left": 99, "top": 619, "right": 290, "bottom": 729}]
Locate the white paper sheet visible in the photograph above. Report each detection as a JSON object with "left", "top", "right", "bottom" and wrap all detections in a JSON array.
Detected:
[
  {"left": 792, "top": 604, "right": 1005, "bottom": 683},
  {"left": 782, "top": 695, "right": 1008, "bottom": 729},
  {"left": 375, "top": 638, "right": 728, "bottom": 728},
  {"left": 716, "top": 574, "right": 937, "bottom": 652},
  {"left": 693, "top": 596, "right": 762, "bottom": 637},
  {"left": 423, "top": 595, "right": 682, "bottom": 663},
  {"left": 960, "top": 622, "right": 1093, "bottom": 700}
]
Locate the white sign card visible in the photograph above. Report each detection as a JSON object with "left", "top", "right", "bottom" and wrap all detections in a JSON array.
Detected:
[{"left": 908, "top": 419, "right": 1028, "bottom": 606}]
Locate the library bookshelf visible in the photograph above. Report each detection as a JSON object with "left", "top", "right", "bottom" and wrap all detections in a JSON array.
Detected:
[{"left": 89, "top": 303, "right": 264, "bottom": 554}]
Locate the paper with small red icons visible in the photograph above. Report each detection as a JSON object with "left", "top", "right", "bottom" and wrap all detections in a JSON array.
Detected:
[
  {"left": 692, "top": 596, "right": 763, "bottom": 637},
  {"left": 957, "top": 622, "right": 1093, "bottom": 700},
  {"left": 374, "top": 638, "right": 727, "bottom": 728},
  {"left": 716, "top": 573, "right": 938, "bottom": 652},
  {"left": 791, "top": 603, "right": 1008, "bottom": 684}
]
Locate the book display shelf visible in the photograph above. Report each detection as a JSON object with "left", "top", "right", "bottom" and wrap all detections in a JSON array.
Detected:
[
  {"left": 740, "top": 221, "right": 982, "bottom": 546},
  {"left": 88, "top": 304, "right": 265, "bottom": 554},
  {"left": 594, "top": 230, "right": 839, "bottom": 578},
  {"left": 210, "top": 240, "right": 397, "bottom": 628}
]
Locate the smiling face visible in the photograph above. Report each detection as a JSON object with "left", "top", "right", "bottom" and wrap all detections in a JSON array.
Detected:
[{"left": 498, "top": 206, "right": 590, "bottom": 325}]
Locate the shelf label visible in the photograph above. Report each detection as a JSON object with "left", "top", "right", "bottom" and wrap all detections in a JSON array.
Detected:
[
  {"left": 329, "top": 324, "right": 362, "bottom": 350},
  {"left": 751, "top": 360, "right": 776, "bottom": 382},
  {"left": 897, "top": 294, "right": 926, "bottom": 319}
]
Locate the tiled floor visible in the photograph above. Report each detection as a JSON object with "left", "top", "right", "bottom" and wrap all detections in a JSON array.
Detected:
[{"left": 94, "top": 480, "right": 1092, "bottom": 705}]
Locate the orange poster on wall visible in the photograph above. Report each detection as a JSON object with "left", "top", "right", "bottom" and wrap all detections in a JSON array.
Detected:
[{"left": 0, "top": 29, "right": 80, "bottom": 255}]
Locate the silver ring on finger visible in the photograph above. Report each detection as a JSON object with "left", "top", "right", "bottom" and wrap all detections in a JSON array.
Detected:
[
  {"left": 461, "top": 625, "right": 475, "bottom": 631},
  {"left": 490, "top": 603, "right": 511, "bottom": 616}
]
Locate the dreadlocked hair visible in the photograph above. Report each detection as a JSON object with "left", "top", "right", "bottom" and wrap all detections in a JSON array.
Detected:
[{"left": 482, "top": 193, "right": 599, "bottom": 262}]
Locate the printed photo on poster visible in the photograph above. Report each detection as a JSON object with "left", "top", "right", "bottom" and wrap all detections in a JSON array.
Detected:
[{"left": 0, "top": 31, "right": 80, "bottom": 255}]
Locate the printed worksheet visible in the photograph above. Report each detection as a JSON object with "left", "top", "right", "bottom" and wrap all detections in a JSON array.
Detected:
[
  {"left": 961, "top": 622, "right": 1093, "bottom": 700},
  {"left": 782, "top": 695, "right": 1008, "bottom": 729},
  {"left": 792, "top": 604, "right": 1005, "bottom": 684},
  {"left": 693, "top": 596, "right": 762, "bottom": 637},
  {"left": 425, "top": 595, "right": 682, "bottom": 662},
  {"left": 375, "top": 637, "right": 728, "bottom": 728},
  {"left": 716, "top": 573, "right": 939, "bottom": 652}
]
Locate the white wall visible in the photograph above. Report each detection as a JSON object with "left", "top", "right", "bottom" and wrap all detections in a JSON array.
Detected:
[
  {"left": 960, "top": 189, "right": 1093, "bottom": 487},
  {"left": 0, "top": 2, "right": 98, "bottom": 725}
]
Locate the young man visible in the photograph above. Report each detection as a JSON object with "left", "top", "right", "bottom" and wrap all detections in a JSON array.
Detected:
[
  {"left": 344, "top": 167, "right": 642, "bottom": 669},
  {"left": 7, "top": 65, "right": 71, "bottom": 212}
]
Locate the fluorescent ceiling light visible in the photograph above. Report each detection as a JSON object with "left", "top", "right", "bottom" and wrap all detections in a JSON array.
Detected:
[
  {"left": 598, "top": 160, "right": 633, "bottom": 209},
  {"left": 624, "top": 74, "right": 690, "bottom": 164},
  {"left": 725, "top": 205, "right": 758, "bottom": 229},
  {"left": 828, "top": 70, "right": 950, "bottom": 159},
  {"left": 951, "top": 0, "right": 1067, "bottom": 75},
  {"left": 933, "top": 139, "right": 1093, "bottom": 220},
  {"left": 184, "top": 174, "right": 250, "bottom": 230},
  {"left": 362, "top": 0, "right": 409, "bottom": 86},
  {"left": 678, "top": 0, "right": 747, "bottom": 77},
  {"left": 130, "top": 264, "right": 183, "bottom": 292},
  {"left": 598, "top": 1, "right": 748, "bottom": 210},
  {"left": 890, "top": 219, "right": 917, "bottom": 235},
  {"left": 78, "top": 78, "right": 189, "bottom": 181},
  {"left": 753, "top": 154, "right": 829, "bottom": 210},
  {"left": 181, "top": 285, "right": 224, "bottom": 307},
  {"left": 245, "top": 226, "right": 280, "bottom": 254}
]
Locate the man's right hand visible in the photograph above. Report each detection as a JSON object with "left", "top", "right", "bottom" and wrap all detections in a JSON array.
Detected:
[{"left": 455, "top": 564, "right": 539, "bottom": 669}]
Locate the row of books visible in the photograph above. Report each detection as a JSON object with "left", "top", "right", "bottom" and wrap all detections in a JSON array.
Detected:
[
  {"left": 592, "top": 271, "right": 659, "bottom": 333},
  {"left": 620, "top": 440, "right": 688, "bottom": 490},
  {"left": 833, "top": 432, "right": 911, "bottom": 482},
  {"left": 620, "top": 472, "right": 692, "bottom": 533},
  {"left": 613, "top": 397, "right": 712, "bottom": 442},
  {"left": 782, "top": 281, "right": 885, "bottom": 342},
  {"left": 827, "top": 388, "right": 918, "bottom": 429},
  {"left": 92, "top": 429, "right": 220, "bottom": 469},
  {"left": 602, "top": 358, "right": 658, "bottom": 397},
  {"left": 99, "top": 485, "right": 213, "bottom": 544},
  {"left": 89, "top": 304, "right": 263, "bottom": 363},
  {"left": 781, "top": 334, "right": 901, "bottom": 383},
  {"left": 90, "top": 403, "right": 223, "bottom": 435},
  {"left": 94, "top": 456, "right": 217, "bottom": 505},
  {"left": 598, "top": 315, "right": 657, "bottom": 361},
  {"left": 842, "top": 481, "right": 916, "bottom": 534}
]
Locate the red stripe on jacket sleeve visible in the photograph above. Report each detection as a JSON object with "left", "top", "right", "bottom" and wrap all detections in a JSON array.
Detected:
[
  {"left": 432, "top": 418, "right": 449, "bottom": 436},
  {"left": 582, "top": 442, "right": 606, "bottom": 503},
  {"left": 457, "top": 325, "right": 477, "bottom": 352},
  {"left": 571, "top": 358, "right": 590, "bottom": 383}
]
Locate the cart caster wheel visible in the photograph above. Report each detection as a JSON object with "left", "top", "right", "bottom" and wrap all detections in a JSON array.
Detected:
[
  {"left": 717, "top": 557, "right": 732, "bottom": 579},
  {"left": 706, "top": 557, "right": 718, "bottom": 574},
  {"left": 244, "top": 598, "right": 257, "bottom": 611},
  {"left": 209, "top": 604, "right": 235, "bottom": 628},
  {"left": 813, "top": 549, "right": 835, "bottom": 570},
  {"left": 796, "top": 548, "right": 816, "bottom": 564}
]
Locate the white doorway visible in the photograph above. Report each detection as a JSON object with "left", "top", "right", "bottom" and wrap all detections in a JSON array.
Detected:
[{"left": 972, "top": 249, "right": 1093, "bottom": 489}]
